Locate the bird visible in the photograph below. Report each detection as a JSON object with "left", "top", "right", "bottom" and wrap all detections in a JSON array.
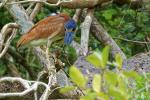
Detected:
[{"left": 17, "top": 13, "right": 77, "bottom": 48}]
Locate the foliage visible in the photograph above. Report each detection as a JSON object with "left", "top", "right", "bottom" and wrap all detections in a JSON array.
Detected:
[
  {"left": 0, "top": 3, "right": 150, "bottom": 99},
  {"left": 0, "top": 4, "right": 149, "bottom": 76},
  {"left": 95, "top": 4, "right": 150, "bottom": 57},
  {"left": 60, "top": 46, "right": 150, "bottom": 99},
  {"left": 0, "top": 8, "right": 13, "bottom": 28}
]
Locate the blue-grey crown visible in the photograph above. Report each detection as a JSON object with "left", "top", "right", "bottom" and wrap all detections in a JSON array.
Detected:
[{"left": 65, "top": 19, "right": 77, "bottom": 29}]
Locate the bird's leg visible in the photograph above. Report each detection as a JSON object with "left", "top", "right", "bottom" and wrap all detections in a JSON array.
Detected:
[
  {"left": 46, "top": 37, "right": 57, "bottom": 63},
  {"left": 46, "top": 37, "right": 52, "bottom": 56},
  {"left": 46, "top": 38, "right": 54, "bottom": 76},
  {"left": 45, "top": 37, "right": 57, "bottom": 86}
]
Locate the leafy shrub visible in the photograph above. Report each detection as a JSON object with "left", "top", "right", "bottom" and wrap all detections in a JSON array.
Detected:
[{"left": 60, "top": 46, "right": 150, "bottom": 99}]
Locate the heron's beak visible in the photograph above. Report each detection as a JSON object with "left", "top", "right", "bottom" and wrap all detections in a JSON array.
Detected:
[{"left": 64, "top": 31, "right": 74, "bottom": 45}]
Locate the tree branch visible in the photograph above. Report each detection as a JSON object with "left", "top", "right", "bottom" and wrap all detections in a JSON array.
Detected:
[
  {"left": 5, "top": 0, "right": 111, "bottom": 9},
  {"left": 0, "top": 0, "right": 8, "bottom": 8},
  {"left": 0, "top": 77, "right": 49, "bottom": 99},
  {"left": 47, "top": 0, "right": 111, "bottom": 8},
  {"left": 30, "top": 3, "right": 42, "bottom": 20},
  {"left": 0, "top": 24, "right": 19, "bottom": 58},
  {"left": 4, "top": 53, "right": 21, "bottom": 77},
  {"left": 0, "top": 23, "right": 19, "bottom": 51},
  {"left": 113, "top": 37, "right": 150, "bottom": 44},
  {"left": 7, "top": 0, "right": 73, "bottom": 7},
  {"left": 80, "top": 8, "right": 94, "bottom": 56}
]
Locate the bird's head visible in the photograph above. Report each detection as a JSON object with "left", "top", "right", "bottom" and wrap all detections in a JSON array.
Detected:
[{"left": 64, "top": 19, "right": 77, "bottom": 45}]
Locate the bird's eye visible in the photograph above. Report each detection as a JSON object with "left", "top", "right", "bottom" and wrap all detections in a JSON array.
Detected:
[{"left": 72, "top": 28, "right": 76, "bottom": 31}]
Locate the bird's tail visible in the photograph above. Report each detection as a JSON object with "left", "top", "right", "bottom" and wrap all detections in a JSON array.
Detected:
[{"left": 17, "top": 34, "right": 33, "bottom": 48}]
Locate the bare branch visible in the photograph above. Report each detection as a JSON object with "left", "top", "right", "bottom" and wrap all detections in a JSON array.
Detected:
[
  {"left": 40, "top": 76, "right": 52, "bottom": 100},
  {"left": 5, "top": 53, "right": 21, "bottom": 77},
  {"left": 7, "top": 0, "right": 73, "bottom": 7},
  {"left": 0, "top": 23, "right": 19, "bottom": 51},
  {"left": 26, "top": 3, "right": 36, "bottom": 15},
  {"left": 73, "top": 9, "right": 82, "bottom": 22},
  {"left": 0, "top": 77, "right": 49, "bottom": 99},
  {"left": 30, "top": 3, "right": 42, "bottom": 20},
  {"left": 0, "top": 29, "right": 17, "bottom": 58},
  {"left": 0, "top": 23, "right": 19, "bottom": 58},
  {"left": 7, "top": 63, "right": 21, "bottom": 77},
  {"left": 113, "top": 37, "right": 150, "bottom": 44},
  {"left": 4, "top": 0, "right": 112, "bottom": 9},
  {"left": 6, "top": 2, "right": 34, "bottom": 34},
  {"left": 0, "top": 23, "right": 19, "bottom": 43},
  {"left": 80, "top": 9, "right": 94, "bottom": 56},
  {"left": 47, "top": 0, "right": 111, "bottom": 8},
  {"left": 0, "top": 0, "right": 8, "bottom": 8}
]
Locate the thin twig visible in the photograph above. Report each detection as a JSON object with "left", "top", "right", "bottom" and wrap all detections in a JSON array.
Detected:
[
  {"left": 113, "top": 37, "right": 150, "bottom": 44},
  {"left": 0, "top": 23, "right": 19, "bottom": 51},
  {"left": 0, "top": 29, "right": 17, "bottom": 58},
  {"left": 5, "top": 53, "right": 21, "bottom": 77},
  {"left": 7, "top": 0, "right": 73, "bottom": 7},
  {"left": 0, "top": 77, "right": 49, "bottom": 99},
  {"left": 73, "top": 9, "right": 82, "bottom": 22},
  {"left": 26, "top": 3, "right": 36, "bottom": 15},
  {"left": 0, "top": 0, "right": 8, "bottom": 8},
  {"left": 30, "top": 3, "right": 42, "bottom": 20}
]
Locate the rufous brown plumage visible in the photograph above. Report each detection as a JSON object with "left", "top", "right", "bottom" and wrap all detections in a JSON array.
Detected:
[{"left": 17, "top": 13, "right": 70, "bottom": 48}]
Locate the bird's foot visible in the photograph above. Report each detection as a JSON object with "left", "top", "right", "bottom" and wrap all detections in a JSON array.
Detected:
[{"left": 45, "top": 49, "right": 57, "bottom": 64}]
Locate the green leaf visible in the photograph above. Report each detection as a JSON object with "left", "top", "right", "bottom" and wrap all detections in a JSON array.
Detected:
[
  {"left": 69, "top": 66, "right": 86, "bottom": 88},
  {"left": 0, "top": 64, "right": 7, "bottom": 75},
  {"left": 115, "top": 54, "right": 123, "bottom": 69},
  {"left": 123, "top": 70, "right": 140, "bottom": 80},
  {"left": 108, "top": 86, "right": 128, "bottom": 100},
  {"left": 102, "top": 46, "right": 110, "bottom": 68},
  {"left": 80, "top": 92, "right": 97, "bottom": 100},
  {"left": 59, "top": 86, "right": 76, "bottom": 94},
  {"left": 118, "top": 75, "right": 127, "bottom": 92},
  {"left": 97, "top": 92, "right": 109, "bottom": 100},
  {"left": 86, "top": 52, "right": 102, "bottom": 68},
  {"left": 92, "top": 74, "right": 101, "bottom": 93},
  {"left": 64, "top": 46, "right": 77, "bottom": 64},
  {"left": 104, "top": 71, "right": 118, "bottom": 86},
  {"left": 86, "top": 46, "right": 110, "bottom": 69},
  {"left": 36, "top": 13, "right": 46, "bottom": 20},
  {"left": 102, "top": 9, "right": 117, "bottom": 20}
]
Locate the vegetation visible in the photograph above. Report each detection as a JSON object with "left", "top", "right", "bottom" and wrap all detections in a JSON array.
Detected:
[
  {"left": 0, "top": 0, "right": 150, "bottom": 99},
  {"left": 61, "top": 46, "right": 150, "bottom": 99}
]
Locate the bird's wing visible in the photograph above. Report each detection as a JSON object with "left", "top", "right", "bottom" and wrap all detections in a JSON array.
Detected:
[
  {"left": 27, "top": 13, "right": 70, "bottom": 34},
  {"left": 33, "top": 18, "right": 65, "bottom": 39},
  {"left": 27, "top": 15, "right": 63, "bottom": 34},
  {"left": 17, "top": 17, "right": 65, "bottom": 47}
]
